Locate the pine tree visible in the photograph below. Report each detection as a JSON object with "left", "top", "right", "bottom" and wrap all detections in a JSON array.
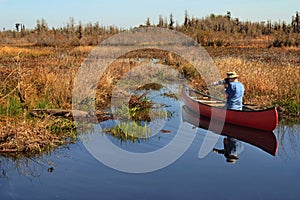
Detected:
[
  {"left": 15, "top": 23, "right": 21, "bottom": 32},
  {"left": 296, "top": 11, "right": 299, "bottom": 33},
  {"left": 226, "top": 11, "right": 231, "bottom": 20},
  {"left": 145, "top": 17, "right": 151, "bottom": 27},
  {"left": 77, "top": 21, "right": 83, "bottom": 39},
  {"left": 169, "top": 13, "right": 174, "bottom": 30},
  {"left": 157, "top": 15, "right": 164, "bottom": 27},
  {"left": 184, "top": 10, "right": 189, "bottom": 28}
]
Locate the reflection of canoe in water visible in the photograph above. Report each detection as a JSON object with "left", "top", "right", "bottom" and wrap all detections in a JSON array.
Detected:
[
  {"left": 182, "top": 85, "right": 278, "bottom": 131},
  {"left": 182, "top": 105, "right": 278, "bottom": 156}
]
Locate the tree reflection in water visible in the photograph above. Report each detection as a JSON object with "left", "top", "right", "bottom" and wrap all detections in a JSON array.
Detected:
[
  {"left": 275, "top": 124, "right": 300, "bottom": 159},
  {"left": 0, "top": 152, "right": 58, "bottom": 180}
]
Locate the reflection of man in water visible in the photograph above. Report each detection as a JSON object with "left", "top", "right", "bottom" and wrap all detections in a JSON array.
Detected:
[{"left": 213, "top": 137, "right": 242, "bottom": 163}]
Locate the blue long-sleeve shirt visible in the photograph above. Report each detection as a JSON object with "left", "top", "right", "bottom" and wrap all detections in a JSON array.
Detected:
[{"left": 225, "top": 82, "right": 244, "bottom": 110}]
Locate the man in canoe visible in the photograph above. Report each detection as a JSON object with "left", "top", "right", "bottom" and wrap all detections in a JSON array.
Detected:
[
  {"left": 224, "top": 71, "right": 245, "bottom": 110},
  {"left": 212, "top": 71, "right": 245, "bottom": 110},
  {"left": 213, "top": 137, "right": 240, "bottom": 163},
  {"left": 212, "top": 72, "right": 244, "bottom": 163}
]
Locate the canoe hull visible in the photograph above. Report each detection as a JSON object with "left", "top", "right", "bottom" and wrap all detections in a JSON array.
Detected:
[
  {"left": 182, "top": 105, "right": 278, "bottom": 156},
  {"left": 182, "top": 86, "right": 278, "bottom": 131}
]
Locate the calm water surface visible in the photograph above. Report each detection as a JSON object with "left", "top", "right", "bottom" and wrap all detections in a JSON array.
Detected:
[{"left": 0, "top": 89, "right": 299, "bottom": 200}]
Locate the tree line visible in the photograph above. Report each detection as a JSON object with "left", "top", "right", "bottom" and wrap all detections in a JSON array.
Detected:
[
  {"left": 144, "top": 11, "right": 300, "bottom": 47},
  {"left": 1, "top": 11, "right": 300, "bottom": 47},
  {"left": 0, "top": 17, "right": 122, "bottom": 46}
]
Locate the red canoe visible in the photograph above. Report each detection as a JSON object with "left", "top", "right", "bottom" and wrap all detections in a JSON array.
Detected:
[
  {"left": 182, "top": 105, "right": 278, "bottom": 156},
  {"left": 182, "top": 85, "right": 278, "bottom": 131}
]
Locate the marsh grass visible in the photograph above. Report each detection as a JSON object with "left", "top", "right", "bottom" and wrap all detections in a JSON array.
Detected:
[
  {"left": 0, "top": 46, "right": 80, "bottom": 111},
  {"left": 103, "top": 121, "right": 151, "bottom": 143},
  {"left": 0, "top": 46, "right": 81, "bottom": 155},
  {"left": 0, "top": 96, "right": 24, "bottom": 117},
  {"left": 0, "top": 46, "right": 53, "bottom": 58},
  {"left": 0, "top": 116, "right": 77, "bottom": 155},
  {"left": 213, "top": 56, "right": 300, "bottom": 118}
]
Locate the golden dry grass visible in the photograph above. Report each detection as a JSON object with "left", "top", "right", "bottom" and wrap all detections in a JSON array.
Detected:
[
  {"left": 0, "top": 46, "right": 53, "bottom": 58},
  {"left": 69, "top": 46, "right": 95, "bottom": 55},
  {"left": 214, "top": 57, "right": 300, "bottom": 107},
  {"left": 0, "top": 117, "right": 75, "bottom": 154}
]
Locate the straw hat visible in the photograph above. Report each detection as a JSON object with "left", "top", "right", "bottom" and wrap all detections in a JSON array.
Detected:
[
  {"left": 226, "top": 71, "right": 239, "bottom": 79},
  {"left": 225, "top": 154, "right": 239, "bottom": 163},
  {"left": 226, "top": 158, "right": 238, "bottom": 163}
]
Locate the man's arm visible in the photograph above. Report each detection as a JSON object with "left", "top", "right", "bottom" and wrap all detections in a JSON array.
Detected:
[{"left": 225, "top": 84, "right": 231, "bottom": 99}]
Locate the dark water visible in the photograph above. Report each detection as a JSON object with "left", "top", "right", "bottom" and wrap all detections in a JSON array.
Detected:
[{"left": 0, "top": 89, "right": 300, "bottom": 200}]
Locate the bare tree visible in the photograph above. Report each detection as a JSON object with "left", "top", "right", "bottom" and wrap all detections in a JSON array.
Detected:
[{"left": 15, "top": 23, "right": 21, "bottom": 32}]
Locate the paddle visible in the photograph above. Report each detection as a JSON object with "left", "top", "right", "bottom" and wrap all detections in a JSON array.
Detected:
[
  {"left": 184, "top": 85, "right": 257, "bottom": 110},
  {"left": 185, "top": 86, "right": 226, "bottom": 102}
]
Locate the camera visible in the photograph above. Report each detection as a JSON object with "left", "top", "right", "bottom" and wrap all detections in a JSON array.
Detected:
[{"left": 212, "top": 79, "right": 229, "bottom": 86}]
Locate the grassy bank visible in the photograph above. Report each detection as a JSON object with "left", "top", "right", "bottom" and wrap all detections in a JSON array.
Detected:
[{"left": 0, "top": 116, "right": 77, "bottom": 156}]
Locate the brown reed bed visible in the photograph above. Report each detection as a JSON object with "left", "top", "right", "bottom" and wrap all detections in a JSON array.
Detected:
[
  {"left": 0, "top": 116, "right": 76, "bottom": 155},
  {"left": 0, "top": 45, "right": 299, "bottom": 156},
  {"left": 213, "top": 54, "right": 300, "bottom": 119},
  {"left": 0, "top": 46, "right": 81, "bottom": 156}
]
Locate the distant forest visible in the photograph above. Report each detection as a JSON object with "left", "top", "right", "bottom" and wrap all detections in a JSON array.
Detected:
[{"left": 1, "top": 11, "right": 300, "bottom": 47}]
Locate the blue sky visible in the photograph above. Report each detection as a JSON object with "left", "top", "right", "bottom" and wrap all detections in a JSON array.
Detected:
[{"left": 0, "top": 0, "right": 299, "bottom": 30}]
